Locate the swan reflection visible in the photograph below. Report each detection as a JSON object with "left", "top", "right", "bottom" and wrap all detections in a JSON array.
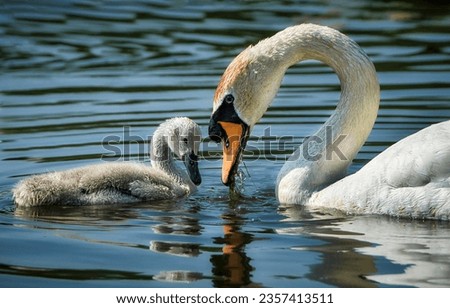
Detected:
[
  {"left": 150, "top": 241, "right": 200, "bottom": 258},
  {"left": 279, "top": 205, "right": 450, "bottom": 287},
  {"left": 210, "top": 211, "right": 256, "bottom": 287},
  {"left": 153, "top": 270, "right": 203, "bottom": 283}
]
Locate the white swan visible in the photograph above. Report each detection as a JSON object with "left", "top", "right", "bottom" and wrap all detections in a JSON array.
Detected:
[
  {"left": 208, "top": 24, "right": 450, "bottom": 220},
  {"left": 13, "top": 117, "right": 202, "bottom": 207}
]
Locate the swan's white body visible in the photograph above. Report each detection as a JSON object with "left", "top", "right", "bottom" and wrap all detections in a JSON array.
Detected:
[
  {"left": 308, "top": 121, "right": 450, "bottom": 219},
  {"left": 209, "top": 24, "right": 450, "bottom": 220},
  {"left": 13, "top": 117, "right": 202, "bottom": 207}
]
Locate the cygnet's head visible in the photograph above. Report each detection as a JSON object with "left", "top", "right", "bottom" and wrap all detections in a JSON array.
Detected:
[{"left": 157, "top": 117, "right": 202, "bottom": 186}]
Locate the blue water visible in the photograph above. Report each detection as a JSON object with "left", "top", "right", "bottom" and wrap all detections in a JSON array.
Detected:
[{"left": 1, "top": 0, "right": 449, "bottom": 287}]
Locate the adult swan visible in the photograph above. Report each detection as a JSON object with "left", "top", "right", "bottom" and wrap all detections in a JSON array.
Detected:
[{"left": 208, "top": 24, "right": 450, "bottom": 220}]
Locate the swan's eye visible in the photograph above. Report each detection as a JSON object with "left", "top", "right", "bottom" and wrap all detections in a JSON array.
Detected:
[
  {"left": 223, "top": 94, "right": 234, "bottom": 104},
  {"left": 182, "top": 137, "right": 188, "bottom": 144}
]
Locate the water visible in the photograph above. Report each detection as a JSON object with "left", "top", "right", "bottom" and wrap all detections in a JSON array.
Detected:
[{"left": 1, "top": 0, "right": 450, "bottom": 287}]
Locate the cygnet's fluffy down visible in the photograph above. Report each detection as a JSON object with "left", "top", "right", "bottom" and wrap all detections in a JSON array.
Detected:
[{"left": 12, "top": 117, "right": 202, "bottom": 207}]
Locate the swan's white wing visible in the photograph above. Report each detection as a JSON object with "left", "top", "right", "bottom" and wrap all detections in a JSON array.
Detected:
[{"left": 310, "top": 120, "right": 450, "bottom": 220}]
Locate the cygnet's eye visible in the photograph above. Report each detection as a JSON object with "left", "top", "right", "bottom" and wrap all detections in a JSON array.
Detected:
[{"left": 223, "top": 94, "right": 234, "bottom": 104}]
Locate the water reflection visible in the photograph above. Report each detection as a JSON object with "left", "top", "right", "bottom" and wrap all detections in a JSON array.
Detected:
[
  {"left": 13, "top": 199, "right": 184, "bottom": 224},
  {"left": 150, "top": 198, "right": 259, "bottom": 287},
  {"left": 211, "top": 210, "right": 256, "bottom": 287},
  {"left": 279, "top": 205, "right": 450, "bottom": 287},
  {"left": 150, "top": 241, "right": 201, "bottom": 258},
  {"left": 152, "top": 215, "right": 202, "bottom": 235},
  {"left": 153, "top": 271, "right": 203, "bottom": 283},
  {"left": 0, "top": 263, "right": 154, "bottom": 283},
  {"left": 330, "top": 217, "right": 450, "bottom": 287}
]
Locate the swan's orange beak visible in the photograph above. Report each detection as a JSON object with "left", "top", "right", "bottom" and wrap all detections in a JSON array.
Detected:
[{"left": 217, "top": 121, "right": 247, "bottom": 186}]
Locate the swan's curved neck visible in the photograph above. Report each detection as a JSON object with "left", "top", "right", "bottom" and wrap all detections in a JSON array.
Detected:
[
  {"left": 249, "top": 25, "right": 380, "bottom": 202},
  {"left": 150, "top": 129, "right": 189, "bottom": 187}
]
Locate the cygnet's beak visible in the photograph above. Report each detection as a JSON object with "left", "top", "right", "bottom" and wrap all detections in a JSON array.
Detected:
[
  {"left": 209, "top": 115, "right": 249, "bottom": 186},
  {"left": 183, "top": 152, "right": 201, "bottom": 186}
]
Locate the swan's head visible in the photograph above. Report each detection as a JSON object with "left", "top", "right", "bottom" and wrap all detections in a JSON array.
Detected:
[
  {"left": 208, "top": 42, "right": 287, "bottom": 186},
  {"left": 161, "top": 117, "right": 202, "bottom": 186}
]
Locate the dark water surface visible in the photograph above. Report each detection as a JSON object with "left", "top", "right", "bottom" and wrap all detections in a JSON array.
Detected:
[{"left": 1, "top": 0, "right": 450, "bottom": 287}]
